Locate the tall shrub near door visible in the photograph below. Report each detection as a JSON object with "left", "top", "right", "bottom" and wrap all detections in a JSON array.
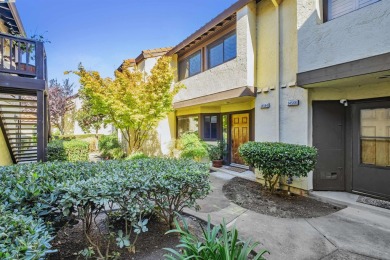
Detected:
[{"left": 239, "top": 142, "right": 317, "bottom": 193}]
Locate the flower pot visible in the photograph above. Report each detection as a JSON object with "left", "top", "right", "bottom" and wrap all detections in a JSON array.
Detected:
[{"left": 212, "top": 159, "right": 223, "bottom": 168}]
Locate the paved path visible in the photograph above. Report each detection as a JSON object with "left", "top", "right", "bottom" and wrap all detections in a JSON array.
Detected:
[{"left": 184, "top": 172, "right": 390, "bottom": 260}]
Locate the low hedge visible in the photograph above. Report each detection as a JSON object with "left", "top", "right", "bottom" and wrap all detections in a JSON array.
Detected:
[
  {"left": 0, "top": 158, "right": 210, "bottom": 257},
  {"left": 47, "top": 139, "right": 89, "bottom": 162},
  {"left": 239, "top": 142, "right": 317, "bottom": 192},
  {"left": 53, "top": 134, "right": 103, "bottom": 141}
]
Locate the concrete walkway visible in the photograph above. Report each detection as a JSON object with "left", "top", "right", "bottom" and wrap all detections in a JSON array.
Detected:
[{"left": 184, "top": 172, "right": 390, "bottom": 260}]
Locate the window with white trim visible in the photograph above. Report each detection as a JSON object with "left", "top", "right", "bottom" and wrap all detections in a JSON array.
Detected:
[{"left": 327, "top": 0, "right": 380, "bottom": 20}]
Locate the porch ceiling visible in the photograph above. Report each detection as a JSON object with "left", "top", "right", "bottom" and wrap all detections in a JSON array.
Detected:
[{"left": 173, "top": 86, "right": 256, "bottom": 109}]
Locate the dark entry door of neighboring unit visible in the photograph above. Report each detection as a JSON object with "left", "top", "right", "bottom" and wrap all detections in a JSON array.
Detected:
[
  {"left": 352, "top": 101, "right": 390, "bottom": 200},
  {"left": 313, "top": 101, "right": 345, "bottom": 190}
]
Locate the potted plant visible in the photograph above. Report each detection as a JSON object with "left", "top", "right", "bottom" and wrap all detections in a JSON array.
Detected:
[{"left": 208, "top": 144, "right": 223, "bottom": 167}]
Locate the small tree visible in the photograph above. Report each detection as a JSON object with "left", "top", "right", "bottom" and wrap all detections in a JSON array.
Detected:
[
  {"left": 239, "top": 142, "right": 317, "bottom": 193},
  {"left": 68, "top": 56, "right": 183, "bottom": 154},
  {"left": 48, "top": 79, "right": 74, "bottom": 135},
  {"left": 75, "top": 95, "right": 106, "bottom": 150}
]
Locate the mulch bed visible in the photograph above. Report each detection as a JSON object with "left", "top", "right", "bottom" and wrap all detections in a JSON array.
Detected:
[
  {"left": 223, "top": 177, "right": 345, "bottom": 218},
  {"left": 48, "top": 214, "right": 204, "bottom": 260}
]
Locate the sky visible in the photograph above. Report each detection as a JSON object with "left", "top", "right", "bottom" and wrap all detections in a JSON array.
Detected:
[{"left": 16, "top": 0, "right": 237, "bottom": 91}]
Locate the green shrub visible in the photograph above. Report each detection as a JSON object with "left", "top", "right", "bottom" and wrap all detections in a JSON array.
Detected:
[
  {"left": 0, "top": 207, "right": 55, "bottom": 260},
  {"left": 207, "top": 144, "right": 222, "bottom": 161},
  {"left": 0, "top": 159, "right": 210, "bottom": 257},
  {"left": 178, "top": 132, "right": 208, "bottom": 161},
  {"left": 165, "top": 215, "right": 269, "bottom": 260},
  {"left": 126, "top": 152, "right": 148, "bottom": 160},
  {"left": 98, "top": 135, "right": 124, "bottom": 159},
  {"left": 47, "top": 139, "right": 89, "bottom": 162},
  {"left": 239, "top": 142, "right": 317, "bottom": 192},
  {"left": 146, "top": 159, "right": 210, "bottom": 228}
]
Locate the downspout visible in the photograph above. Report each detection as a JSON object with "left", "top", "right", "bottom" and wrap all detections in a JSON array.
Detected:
[{"left": 272, "top": 0, "right": 282, "bottom": 142}]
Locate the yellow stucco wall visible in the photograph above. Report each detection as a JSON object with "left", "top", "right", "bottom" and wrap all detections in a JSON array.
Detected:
[{"left": 0, "top": 128, "right": 13, "bottom": 166}]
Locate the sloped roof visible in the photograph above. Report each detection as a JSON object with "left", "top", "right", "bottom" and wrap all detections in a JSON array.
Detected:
[
  {"left": 135, "top": 47, "right": 173, "bottom": 63},
  {"left": 167, "top": 0, "right": 255, "bottom": 56}
]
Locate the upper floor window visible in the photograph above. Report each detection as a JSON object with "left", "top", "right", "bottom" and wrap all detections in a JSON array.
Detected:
[
  {"left": 179, "top": 51, "right": 201, "bottom": 80},
  {"left": 327, "top": 0, "right": 380, "bottom": 20},
  {"left": 208, "top": 32, "right": 236, "bottom": 69}
]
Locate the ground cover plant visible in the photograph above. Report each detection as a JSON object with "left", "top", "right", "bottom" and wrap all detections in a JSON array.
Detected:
[
  {"left": 239, "top": 142, "right": 317, "bottom": 193},
  {"left": 0, "top": 158, "right": 210, "bottom": 259}
]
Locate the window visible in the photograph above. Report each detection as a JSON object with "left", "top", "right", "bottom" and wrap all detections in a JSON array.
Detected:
[
  {"left": 177, "top": 116, "right": 199, "bottom": 138},
  {"left": 203, "top": 115, "right": 218, "bottom": 140},
  {"left": 327, "top": 0, "right": 380, "bottom": 20},
  {"left": 360, "top": 108, "right": 390, "bottom": 167},
  {"left": 178, "top": 51, "right": 201, "bottom": 80},
  {"left": 208, "top": 32, "right": 237, "bottom": 69}
]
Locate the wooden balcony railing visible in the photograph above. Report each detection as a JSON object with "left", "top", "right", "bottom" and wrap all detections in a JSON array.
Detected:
[{"left": 0, "top": 33, "right": 46, "bottom": 81}]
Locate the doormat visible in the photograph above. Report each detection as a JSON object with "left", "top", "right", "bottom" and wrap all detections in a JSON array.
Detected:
[
  {"left": 356, "top": 196, "right": 390, "bottom": 210},
  {"left": 224, "top": 166, "right": 248, "bottom": 173}
]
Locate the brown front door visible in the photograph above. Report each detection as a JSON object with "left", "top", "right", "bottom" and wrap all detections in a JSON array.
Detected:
[{"left": 231, "top": 113, "right": 249, "bottom": 165}]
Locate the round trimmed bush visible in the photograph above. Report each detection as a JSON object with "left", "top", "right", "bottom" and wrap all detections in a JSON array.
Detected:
[{"left": 239, "top": 142, "right": 317, "bottom": 192}]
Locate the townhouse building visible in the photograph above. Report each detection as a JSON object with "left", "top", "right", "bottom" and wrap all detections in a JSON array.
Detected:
[
  {"left": 170, "top": 0, "right": 390, "bottom": 199},
  {"left": 122, "top": 0, "right": 389, "bottom": 200}
]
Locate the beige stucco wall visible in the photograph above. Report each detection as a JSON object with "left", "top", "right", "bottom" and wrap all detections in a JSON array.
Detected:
[
  {"left": 0, "top": 128, "right": 13, "bottom": 166},
  {"left": 174, "top": 1, "right": 256, "bottom": 103},
  {"left": 298, "top": 0, "right": 390, "bottom": 72},
  {"left": 255, "top": 0, "right": 310, "bottom": 191}
]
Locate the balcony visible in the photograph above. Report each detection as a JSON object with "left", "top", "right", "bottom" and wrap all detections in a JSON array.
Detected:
[
  {"left": 0, "top": 33, "right": 47, "bottom": 90},
  {"left": 0, "top": 33, "right": 48, "bottom": 163}
]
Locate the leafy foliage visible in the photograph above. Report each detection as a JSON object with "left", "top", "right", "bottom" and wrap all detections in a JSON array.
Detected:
[
  {"left": 239, "top": 142, "right": 318, "bottom": 192},
  {"left": 0, "top": 207, "right": 55, "bottom": 260},
  {"left": 208, "top": 144, "right": 222, "bottom": 161},
  {"left": 48, "top": 78, "right": 74, "bottom": 135},
  {"left": 0, "top": 159, "right": 210, "bottom": 258},
  {"left": 126, "top": 152, "right": 148, "bottom": 160},
  {"left": 178, "top": 132, "right": 208, "bottom": 161},
  {"left": 165, "top": 215, "right": 269, "bottom": 260},
  {"left": 47, "top": 139, "right": 89, "bottom": 162},
  {"left": 68, "top": 56, "right": 183, "bottom": 154},
  {"left": 98, "top": 135, "right": 124, "bottom": 159},
  {"left": 75, "top": 94, "right": 106, "bottom": 136}
]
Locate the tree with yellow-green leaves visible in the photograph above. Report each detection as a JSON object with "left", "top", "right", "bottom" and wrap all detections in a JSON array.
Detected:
[{"left": 67, "top": 56, "right": 183, "bottom": 154}]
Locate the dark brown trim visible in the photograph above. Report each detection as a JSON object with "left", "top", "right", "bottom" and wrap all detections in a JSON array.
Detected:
[
  {"left": 0, "top": 75, "right": 46, "bottom": 91},
  {"left": 36, "top": 90, "right": 44, "bottom": 162},
  {"left": 173, "top": 86, "right": 256, "bottom": 109},
  {"left": 201, "top": 113, "right": 221, "bottom": 141},
  {"left": 323, "top": 0, "right": 329, "bottom": 23},
  {"left": 167, "top": 0, "right": 252, "bottom": 56},
  {"left": 297, "top": 52, "right": 390, "bottom": 87}
]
